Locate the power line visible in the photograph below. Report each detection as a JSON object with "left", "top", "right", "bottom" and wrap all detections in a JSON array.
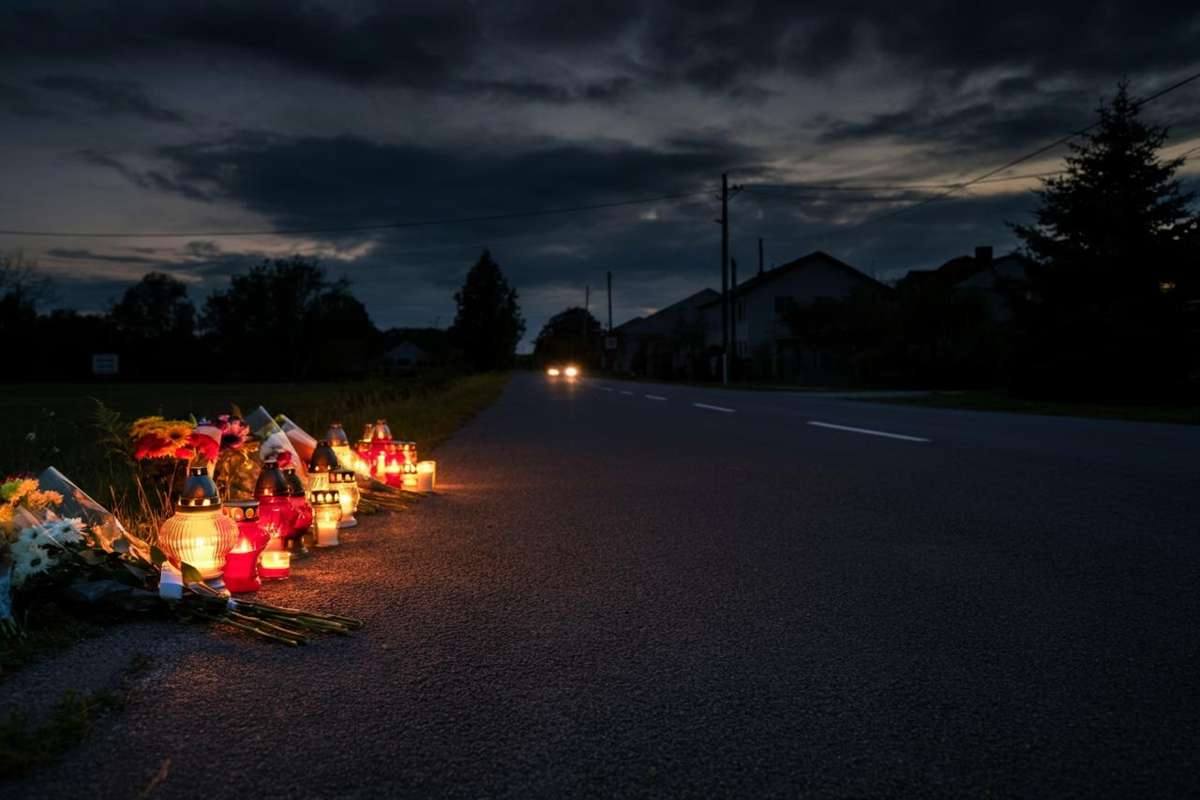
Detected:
[
  {"left": 0, "top": 189, "right": 714, "bottom": 239},
  {"left": 798, "top": 68, "right": 1200, "bottom": 243}
]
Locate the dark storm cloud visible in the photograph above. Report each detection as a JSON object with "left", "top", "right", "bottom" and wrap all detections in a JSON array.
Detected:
[
  {"left": 33, "top": 75, "right": 184, "bottom": 122},
  {"left": 7, "top": 1, "right": 1196, "bottom": 101},
  {"left": 120, "top": 130, "right": 758, "bottom": 235},
  {"left": 46, "top": 247, "right": 156, "bottom": 264},
  {"left": 76, "top": 149, "right": 214, "bottom": 202},
  {"left": 817, "top": 92, "right": 1094, "bottom": 155}
]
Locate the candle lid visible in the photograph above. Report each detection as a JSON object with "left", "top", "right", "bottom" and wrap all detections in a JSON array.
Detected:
[
  {"left": 176, "top": 467, "right": 223, "bottom": 511},
  {"left": 223, "top": 499, "right": 260, "bottom": 522},
  {"left": 308, "top": 488, "right": 341, "bottom": 506},
  {"left": 281, "top": 467, "right": 306, "bottom": 498},
  {"left": 325, "top": 423, "right": 349, "bottom": 447},
  {"left": 308, "top": 440, "right": 340, "bottom": 473},
  {"left": 254, "top": 461, "right": 290, "bottom": 498}
]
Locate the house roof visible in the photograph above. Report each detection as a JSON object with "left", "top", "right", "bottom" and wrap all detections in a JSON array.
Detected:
[
  {"left": 904, "top": 251, "right": 1032, "bottom": 289},
  {"left": 615, "top": 288, "right": 718, "bottom": 335},
  {"left": 699, "top": 250, "right": 885, "bottom": 308}
]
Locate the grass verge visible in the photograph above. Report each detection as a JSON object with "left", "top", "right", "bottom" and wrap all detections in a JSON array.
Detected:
[
  {"left": 0, "top": 653, "right": 152, "bottom": 778},
  {"left": 859, "top": 390, "right": 1200, "bottom": 425}
]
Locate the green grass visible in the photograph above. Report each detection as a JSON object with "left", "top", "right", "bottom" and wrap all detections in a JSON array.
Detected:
[
  {"left": 860, "top": 391, "right": 1200, "bottom": 425},
  {"left": 0, "top": 653, "right": 151, "bottom": 778},
  {"left": 1, "top": 370, "right": 510, "bottom": 500}
]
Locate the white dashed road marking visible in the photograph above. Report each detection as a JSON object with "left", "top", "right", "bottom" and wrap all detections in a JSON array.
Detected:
[
  {"left": 806, "top": 421, "right": 931, "bottom": 443},
  {"left": 600, "top": 387, "right": 613, "bottom": 392},
  {"left": 645, "top": 394, "right": 667, "bottom": 401},
  {"left": 693, "top": 403, "right": 736, "bottom": 413},
  {"left": 619, "top": 390, "right": 634, "bottom": 395}
]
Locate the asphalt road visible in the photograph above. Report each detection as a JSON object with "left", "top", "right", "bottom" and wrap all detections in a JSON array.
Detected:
[{"left": 8, "top": 373, "right": 1200, "bottom": 798}]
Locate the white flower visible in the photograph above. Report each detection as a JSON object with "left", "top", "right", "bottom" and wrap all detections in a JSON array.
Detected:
[
  {"left": 46, "top": 518, "right": 86, "bottom": 546},
  {"left": 24, "top": 432, "right": 36, "bottom": 442},
  {"left": 10, "top": 527, "right": 57, "bottom": 587}
]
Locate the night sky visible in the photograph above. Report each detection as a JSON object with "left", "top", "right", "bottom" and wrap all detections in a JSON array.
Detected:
[{"left": 3, "top": 1, "right": 1198, "bottom": 348}]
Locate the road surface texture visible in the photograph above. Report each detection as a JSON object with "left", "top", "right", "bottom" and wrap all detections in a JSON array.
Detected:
[{"left": 6, "top": 373, "right": 1199, "bottom": 798}]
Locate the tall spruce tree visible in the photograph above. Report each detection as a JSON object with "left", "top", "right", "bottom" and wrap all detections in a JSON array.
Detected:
[
  {"left": 1011, "top": 83, "right": 1199, "bottom": 397},
  {"left": 448, "top": 250, "right": 525, "bottom": 370}
]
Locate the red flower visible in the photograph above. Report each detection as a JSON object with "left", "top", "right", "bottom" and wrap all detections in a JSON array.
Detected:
[
  {"left": 134, "top": 433, "right": 175, "bottom": 460},
  {"left": 187, "top": 432, "right": 220, "bottom": 463},
  {"left": 275, "top": 450, "right": 292, "bottom": 468}
]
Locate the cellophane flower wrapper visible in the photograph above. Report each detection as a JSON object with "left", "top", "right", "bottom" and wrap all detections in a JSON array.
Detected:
[
  {"left": 277, "top": 415, "right": 317, "bottom": 465},
  {"left": 37, "top": 467, "right": 150, "bottom": 560},
  {"left": 246, "top": 407, "right": 307, "bottom": 481}
]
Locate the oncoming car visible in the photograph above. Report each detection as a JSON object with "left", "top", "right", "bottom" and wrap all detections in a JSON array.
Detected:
[{"left": 545, "top": 364, "right": 580, "bottom": 379}]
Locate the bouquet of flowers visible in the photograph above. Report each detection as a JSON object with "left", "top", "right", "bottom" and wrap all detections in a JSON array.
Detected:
[{"left": 1, "top": 470, "right": 362, "bottom": 644}]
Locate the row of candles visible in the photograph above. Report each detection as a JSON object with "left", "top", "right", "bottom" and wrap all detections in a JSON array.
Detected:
[{"left": 156, "top": 419, "right": 437, "bottom": 593}]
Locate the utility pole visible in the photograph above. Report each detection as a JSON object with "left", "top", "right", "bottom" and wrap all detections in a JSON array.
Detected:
[
  {"left": 715, "top": 173, "right": 742, "bottom": 385},
  {"left": 719, "top": 173, "right": 730, "bottom": 385},
  {"left": 758, "top": 237, "right": 764, "bottom": 276},
  {"left": 585, "top": 285, "right": 590, "bottom": 313},
  {"left": 606, "top": 271, "right": 613, "bottom": 332},
  {"left": 730, "top": 257, "right": 739, "bottom": 382}
]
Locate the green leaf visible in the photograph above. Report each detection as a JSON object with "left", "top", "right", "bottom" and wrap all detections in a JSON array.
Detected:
[
  {"left": 180, "top": 562, "right": 203, "bottom": 585},
  {"left": 150, "top": 546, "right": 167, "bottom": 567}
]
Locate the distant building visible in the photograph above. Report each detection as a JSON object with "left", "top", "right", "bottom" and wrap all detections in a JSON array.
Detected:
[
  {"left": 701, "top": 251, "right": 887, "bottom": 382},
  {"left": 613, "top": 289, "right": 719, "bottom": 379},
  {"left": 383, "top": 341, "right": 431, "bottom": 373},
  {"left": 900, "top": 246, "right": 1033, "bottom": 321}
]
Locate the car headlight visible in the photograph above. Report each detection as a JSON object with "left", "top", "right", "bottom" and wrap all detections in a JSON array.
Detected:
[
  {"left": 564, "top": 366, "right": 579, "bottom": 377},
  {"left": 546, "top": 367, "right": 560, "bottom": 376}
]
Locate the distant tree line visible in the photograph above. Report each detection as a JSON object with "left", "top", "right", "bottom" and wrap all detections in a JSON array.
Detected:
[{"left": 1, "top": 249, "right": 527, "bottom": 381}]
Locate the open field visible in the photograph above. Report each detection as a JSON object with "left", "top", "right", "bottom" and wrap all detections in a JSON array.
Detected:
[{"left": 1, "top": 371, "right": 510, "bottom": 491}]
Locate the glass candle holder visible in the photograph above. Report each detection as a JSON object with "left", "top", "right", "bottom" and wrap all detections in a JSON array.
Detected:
[
  {"left": 259, "top": 549, "right": 291, "bottom": 579},
  {"left": 158, "top": 467, "right": 239, "bottom": 580},
  {"left": 222, "top": 500, "right": 269, "bottom": 593},
  {"left": 282, "top": 466, "right": 313, "bottom": 544},
  {"left": 309, "top": 489, "right": 343, "bottom": 547},
  {"left": 330, "top": 468, "right": 359, "bottom": 527},
  {"left": 415, "top": 460, "right": 436, "bottom": 493}
]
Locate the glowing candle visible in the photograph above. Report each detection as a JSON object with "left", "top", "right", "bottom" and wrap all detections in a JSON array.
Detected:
[
  {"left": 158, "top": 467, "right": 239, "bottom": 580},
  {"left": 259, "top": 549, "right": 291, "bottom": 579},
  {"left": 415, "top": 460, "right": 436, "bottom": 493},
  {"left": 330, "top": 468, "right": 359, "bottom": 527},
  {"left": 309, "top": 489, "right": 343, "bottom": 547},
  {"left": 221, "top": 500, "right": 270, "bottom": 593}
]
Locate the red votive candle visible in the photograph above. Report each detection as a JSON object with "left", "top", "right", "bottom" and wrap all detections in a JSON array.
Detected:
[{"left": 259, "top": 549, "right": 291, "bottom": 579}]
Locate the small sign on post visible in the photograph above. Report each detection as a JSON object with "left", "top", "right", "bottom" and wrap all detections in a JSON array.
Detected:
[
  {"left": 91, "top": 353, "right": 119, "bottom": 376},
  {"left": 604, "top": 336, "right": 618, "bottom": 351}
]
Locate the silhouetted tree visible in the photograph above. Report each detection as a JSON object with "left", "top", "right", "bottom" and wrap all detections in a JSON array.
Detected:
[
  {"left": 111, "top": 272, "right": 195, "bottom": 341},
  {"left": 0, "top": 251, "right": 53, "bottom": 343},
  {"left": 448, "top": 250, "right": 524, "bottom": 370},
  {"left": 109, "top": 272, "right": 196, "bottom": 377},
  {"left": 201, "top": 256, "right": 380, "bottom": 379},
  {"left": 1010, "top": 83, "right": 1200, "bottom": 397},
  {"left": 533, "top": 306, "right": 602, "bottom": 366}
]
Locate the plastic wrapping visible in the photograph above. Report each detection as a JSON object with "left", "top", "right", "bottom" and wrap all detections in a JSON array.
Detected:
[
  {"left": 245, "top": 406, "right": 307, "bottom": 482},
  {"left": 37, "top": 467, "right": 150, "bottom": 560}
]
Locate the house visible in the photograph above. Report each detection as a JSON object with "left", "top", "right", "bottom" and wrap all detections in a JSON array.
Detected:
[
  {"left": 612, "top": 288, "right": 719, "bottom": 379},
  {"left": 700, "top": 251, "right": 887, "bottom": 382},
  {"left": 382, "top": 341, "right": 431, "bottom": 374},
  {"left": 900, "top": 246, "right": 1032, "bottom": 321}
]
